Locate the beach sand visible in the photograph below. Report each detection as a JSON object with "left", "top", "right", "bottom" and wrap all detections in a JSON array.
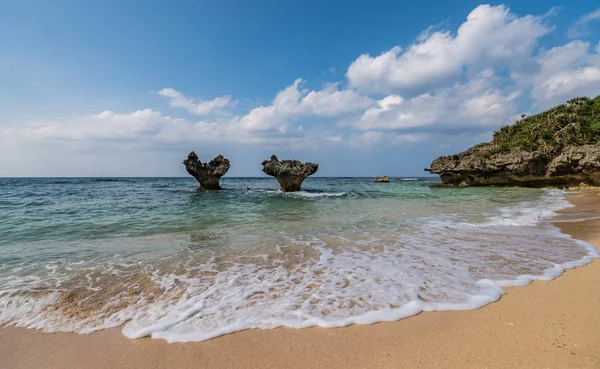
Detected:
[{"left": 2, "top": 192, "right": 599, "bottom": 369}]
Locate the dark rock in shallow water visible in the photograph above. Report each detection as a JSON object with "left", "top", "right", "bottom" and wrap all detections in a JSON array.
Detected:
[
  {"left": 261, "top": 155, "right": 318, "bottom": 192},
  {"left": 183, "top": 152, "right": 230, "bottom": 190}
]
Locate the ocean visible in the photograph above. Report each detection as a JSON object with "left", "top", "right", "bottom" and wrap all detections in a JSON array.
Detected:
[{"left": 0, "top": 177, "right": 597, "bottom": 342}]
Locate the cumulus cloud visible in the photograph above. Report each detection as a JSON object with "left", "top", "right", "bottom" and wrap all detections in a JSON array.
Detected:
[
  {"left": 567, "top": 8, "right": 600, "bottom": 38},
  {"left": 238, "top": 79, "right": 373, "bottom": 132},
  {"left": 1, "top": 110, "right": 189, "bottom": 148},
  {"left": 0, "top": 109, "right": 372, "bottom": 154},
  {"left": 524, "top": 41, "right": 600, "bottom": 108},
  {"left": 157, "top": 88, "right": 236, "bottom": 115},
  {"left": 347, "top": 131, "right": 426, "bottom": 147},
  {"left": 2, "top": 109, "right": 184, "bottom": 143},
  {"left": 346, "top": 4, "right": 550, "bottom": 94},
  {"left": 354, "top": 70, "right": 520, "bottom": 131},
  {"left": 4, "top": 2, "right": 600, "bottom": 175}
]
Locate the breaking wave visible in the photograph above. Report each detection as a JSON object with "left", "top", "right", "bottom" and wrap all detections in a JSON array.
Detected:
[{"left": 0, "top": 179, "right": 597, "bottom": 343}]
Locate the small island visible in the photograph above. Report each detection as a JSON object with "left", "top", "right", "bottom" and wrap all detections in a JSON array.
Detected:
[
  {"left": 426, "top": 96, "right": 600, "bottom": 188},
  {"left": 261, "top": 155, "right": 319, "bottom": 192},
  {"left": 374, "top": 176, "right": 389, "bottom": 183},
  {"left": 183, "top": 152, "right": 231, "bottom": 190}
]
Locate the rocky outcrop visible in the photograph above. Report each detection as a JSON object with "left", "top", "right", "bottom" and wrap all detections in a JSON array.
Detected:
[
  {"left": 261, "top": 155, "right": 318, "bottom": 192},
  {"left": 425, "top": 144, "right": 600, "bottom": 188},
  {"left": 183, "top": 152, "right": 230, "bottom": 190},
  {"left": 426, "top": 95, "right": 600, "bottom": 188},
  {"left": 374, "top": 176, "right": 389, "bottom": 183}
]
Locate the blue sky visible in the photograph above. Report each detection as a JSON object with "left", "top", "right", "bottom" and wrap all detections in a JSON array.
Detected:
[{"left": 1, "top": 1, "right": 599, "bottom": 177}]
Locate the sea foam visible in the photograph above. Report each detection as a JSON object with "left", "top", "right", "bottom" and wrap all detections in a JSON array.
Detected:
[
  {"left": 0, "top": 183, "right": 597, "bottom": 343},
  {"left": 483, "top": 189, "right": 573, "bottom": 226}
]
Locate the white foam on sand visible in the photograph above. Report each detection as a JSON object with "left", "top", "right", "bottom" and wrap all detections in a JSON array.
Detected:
[
  {"left": 118, "top": 234, "right": 597, "bottom": 343},
  {"left": 483, "top": 189, "right": 573, "bottom": 226},
  {"left": 252, "top": 190, "right": 347, "bottom": 198},
  {"left": 285, "top": 191, "right": 347, "bottom": 198},
  {"left": 1, "top": 190, "right": 598, "bottom": 343}
]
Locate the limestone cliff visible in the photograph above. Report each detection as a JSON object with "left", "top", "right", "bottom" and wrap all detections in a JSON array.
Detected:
[{"left": 425, "top": 96, "right": 600, "bottom": 187}]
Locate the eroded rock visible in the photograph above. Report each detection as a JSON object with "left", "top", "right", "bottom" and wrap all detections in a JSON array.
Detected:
[
  {"left": 374, "top": 176, "right": 389, "bottom": 183},
  {"left": 425, "top": 95, "right": 600, "bottom": 188},
  {"left": 261, "top": 155, "right": 318, "bottom": 192},
  {"left": 183, "top": 152, "right": 230, "bottom": 190},
  {"left": 425, "top": 144, "right": 600, "bottom": 188}
]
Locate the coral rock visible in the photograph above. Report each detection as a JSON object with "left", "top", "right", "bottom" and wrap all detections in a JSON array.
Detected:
[
  {"left": 261, "top": 155, "right": 318, "bottom": 192},
  {"left": 183, "top": 152, "right": 230, "bottom": 190}
]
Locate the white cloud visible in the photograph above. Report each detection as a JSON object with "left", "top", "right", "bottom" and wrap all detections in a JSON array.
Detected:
[
  {"left": 237, "top": 79, "right": 303, "bottom": 132},
  {"left": 0, "top": 108, "right": 362, "bottom": 153},
  {"left": 355, "top": 70, "right": 519, "bottom": 131},
  {"left": 525, "top": 41, "right": 600, "bottom": 108},
  {"left": 301, "top": 82, "right": 373, "bottom": 116},
  {"left": 157, "top": 88, "right": 236, "bottom": 116},
  {"left": 347, "top": 131, "right": 426, "bottom": 147},
  {"left": 1, "top": 76, "right": 375, "bottom": 151},
  {"left": 346, "top": 4, "right": 550, "bottom": 94},
  {"left": 238, "top": 79, "right": 373, "bottom": 132},
  {"left": 2, "top": 109, "right": 185, "bottom": 143},
  {"left": 5, "top": 3, "right": 600, "bottom": 176},
  {"left": 0, "top": 109, "right": 252, "bottom": 148},
  {"left": 567, "top": 8, "right": 600, "bottom": 38},
  {"left": 325, "top": 135, "right": 342, "bottom": 143}
]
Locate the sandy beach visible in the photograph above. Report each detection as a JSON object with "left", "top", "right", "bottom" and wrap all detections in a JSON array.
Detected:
[{"left": 2, "top": 191, "right": 599, "bottom": 369}]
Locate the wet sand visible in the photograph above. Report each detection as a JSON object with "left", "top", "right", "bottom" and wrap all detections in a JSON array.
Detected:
[{"left": 2, "top": 191, "right": 599, "bottom": 369}]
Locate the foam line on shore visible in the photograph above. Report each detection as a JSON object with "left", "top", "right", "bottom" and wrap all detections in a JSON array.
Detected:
[
  {"left": 122, "top": 240, "right": 598, "bottom": 343},
  {"left": 2, "top": 189, "right": 598, "bottom": 344}
]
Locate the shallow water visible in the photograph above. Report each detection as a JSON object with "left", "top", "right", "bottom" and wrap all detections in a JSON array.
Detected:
[{"left": 0, "top": 177, "right": 597, "bottom": 342}]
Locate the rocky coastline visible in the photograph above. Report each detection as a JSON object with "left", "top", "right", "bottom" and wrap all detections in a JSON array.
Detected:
[
  {"left": 426, "top": 144, "right": 600, "bottom": 188},
  {"left": 426, "top": 96, "right": 600, "bottom": 188}
]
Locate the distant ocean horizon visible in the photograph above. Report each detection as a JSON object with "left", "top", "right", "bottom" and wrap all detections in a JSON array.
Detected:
[
  {"left": 1, "top": 177, "right": 598, "bottom": 342},
  {"left": 0, "top": 176, "right": 439, "bottom": 179}
]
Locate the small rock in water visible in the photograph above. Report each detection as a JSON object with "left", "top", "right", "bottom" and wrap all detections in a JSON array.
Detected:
[{"left": 374, "top": 176, "right": 389, "bottom": 183}]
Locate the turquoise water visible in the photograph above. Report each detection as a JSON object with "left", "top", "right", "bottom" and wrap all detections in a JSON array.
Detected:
[{"left": 0, "top": 177, "right": 597, "bottom": 342}]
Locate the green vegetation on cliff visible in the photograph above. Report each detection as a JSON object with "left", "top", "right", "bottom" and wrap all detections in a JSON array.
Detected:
[{"left": 483, "top": 95, "right": 600, "bottom": 156}]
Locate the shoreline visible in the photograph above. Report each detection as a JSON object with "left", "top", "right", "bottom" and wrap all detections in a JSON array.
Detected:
[{"left": 2, "top": 191, "right": 600, "bottom": 368}]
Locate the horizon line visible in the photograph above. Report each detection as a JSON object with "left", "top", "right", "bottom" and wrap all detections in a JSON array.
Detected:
[{"left": 0, "top": 175, "right": 438, "bottom": 179}]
